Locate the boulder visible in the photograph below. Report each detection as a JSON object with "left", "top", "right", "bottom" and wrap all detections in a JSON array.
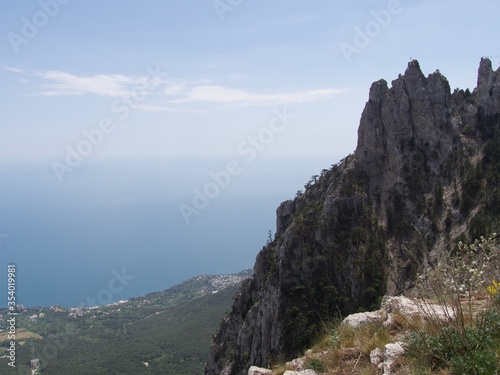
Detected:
[
  {"left": 369, "top": 347, "right": 384, "bottom": 366},
  {"left": 342, "top": 309, "right": 387, "bottom": 328},
  {"left": 283, "top": 370, "right": 318, "bottom": 375},
  {"left": 383, "top": 343, "right": 405, "bottom": 375},
  {"left": 248, "top": 366, "right": 273, "bottom": 375},
  {"left": 382, "top": 295, "right": 454, "bottom": 321},
  {"left": 286, "top": 356, "right": 306, "bottom": 371}
]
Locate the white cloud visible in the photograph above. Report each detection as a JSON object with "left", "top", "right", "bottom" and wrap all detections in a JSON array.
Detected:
[
  {"left": 164, "top": 82, "right": 189, "bottom": 96},
  {"left": 131, "top": 103, "right": 205, "bottom": 113},
  {"left": 34, "top": 70, "right": 152, "bottom": 98},
  {"left": 171, "top": 85, "right": 344, "bottom": 105},
  {"left": 3, "top": 67, "right": 344, "bottom": 109},
  {"left": 0, "top": 66, "right": 25, "bottom": 73}
]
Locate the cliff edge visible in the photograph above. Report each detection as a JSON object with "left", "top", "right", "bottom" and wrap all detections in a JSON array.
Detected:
[{"left": 205, "top": 59, "right": 500, "bottom": 375}]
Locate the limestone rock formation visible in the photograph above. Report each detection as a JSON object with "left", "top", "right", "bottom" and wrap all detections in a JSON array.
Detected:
[
  {"left": 283, "top": 370, "right": 318, "bottom": 375},
  {"left": 205, "top": 59, "right": 500, "bottom": 375},
  {"left": 247, "top": 366, "right": 273, "bottom": 375},
  {"left": 341, "top": 295, "right": 454, "bottom": 329}
]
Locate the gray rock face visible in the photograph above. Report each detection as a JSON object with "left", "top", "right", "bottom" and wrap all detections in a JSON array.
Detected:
[
  {"left": 205, "top": 60, "right": 500, "bottom": 375},
  {"left": 476, "top": 58, "right": 500, "bottom": 116},
  {"left": 356, "top": 60, "right": 453, "bottom": 217}
]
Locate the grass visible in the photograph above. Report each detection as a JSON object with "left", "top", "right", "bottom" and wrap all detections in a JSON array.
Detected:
[
  {"left": 267, "top": 234, "right": 500, "bottom": 374},
  {"left": 269, "top": 303, "right": 500, "bottom": 374},
  {"left": 269, "top": 319, "right": 394, "bottom": 374}
]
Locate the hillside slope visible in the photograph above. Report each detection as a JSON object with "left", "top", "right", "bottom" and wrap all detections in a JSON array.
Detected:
[
  {"left": 0, "top": 271, "right": 250, "bottom": 374},
  {"left": 205, "top": 59, "right": 500, "bottom": 375}
]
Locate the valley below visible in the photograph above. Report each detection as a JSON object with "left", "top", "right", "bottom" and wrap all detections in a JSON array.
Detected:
[{"left": 0, "top": 270, "right": 251, "bottom": 374}]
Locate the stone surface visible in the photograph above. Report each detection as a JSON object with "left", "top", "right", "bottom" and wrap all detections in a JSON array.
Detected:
[
  {"left": 383, "top": 343, "right": 405, "bottom": 375},
  {"left": 285, "top": 357, "right": 306, "bottom": 371},
  {"left": 341, "top": 295, "right": 455, "bottom": 331},
  {"left": 283, "top": 370, "right": 318, "bottom": 375},
  {"left": 369, "top": 342, "right": 405, "bottom": 374},
  {"left": 382, "top": 295, "right": 454, "bottom": 321},
  {"left": 370, "top": 347, "right": 384, "bottom": 365},
  {"left": 342, "top": 309, "right": 387, "bottom": 328},
  {"left": 247, "top": 366, "right": 273, "bottom": 375}
]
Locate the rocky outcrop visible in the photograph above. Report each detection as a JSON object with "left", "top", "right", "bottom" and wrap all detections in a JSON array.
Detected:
[
  {"left": 341, "top": 295, "right": 453, "bottom": 329},
  {"left": 283, "top": 371, "right": 318, "bottom": 375},
  {"left": 247, "top": 366, "right": 273, "bottom": 375},
  {"left": 370, "top": 343, "right": 405, "bottom": 375},
  {"left": 205, "top": 59, "right": 500, "bottom": 375}
]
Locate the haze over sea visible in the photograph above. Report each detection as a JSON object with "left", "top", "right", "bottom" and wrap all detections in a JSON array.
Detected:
[{"left": 0, "top": 157, "right": 336, "bottom": 308}]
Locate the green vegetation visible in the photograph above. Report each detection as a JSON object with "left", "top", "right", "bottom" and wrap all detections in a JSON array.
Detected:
[
  {"left": 0, "top": 272, "right": 249, "bottom": 374},
  {"left": 273, "top": 161, "right": 389, "bottom": 361},
  {"left": 307, "top": 358, "right": 326, "bottom": 372},
  {"left": 266, "top": 235, "right": 500, "bottom": 374},
  {"left": 409, "top": 315, "right": 500, "bottom": 375},
  {"left": 406, "top": 235, "right": 500, "bottom": 374},
  {"left": 462, "top": 113, "right": 500, "bottom": 239}
]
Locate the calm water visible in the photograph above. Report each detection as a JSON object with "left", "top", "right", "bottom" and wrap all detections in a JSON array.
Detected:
[{"left": 0, "top": 157, "right": 335, "bottom": 307}]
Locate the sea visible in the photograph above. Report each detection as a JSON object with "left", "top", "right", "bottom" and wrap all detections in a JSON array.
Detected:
[{"left": 0, "top": 157, "right": 335, "bottom": 308}]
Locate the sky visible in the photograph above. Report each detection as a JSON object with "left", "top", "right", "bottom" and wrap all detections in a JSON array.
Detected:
[{"left": 1, "top": 0, "right": 499, "bottom": 307}]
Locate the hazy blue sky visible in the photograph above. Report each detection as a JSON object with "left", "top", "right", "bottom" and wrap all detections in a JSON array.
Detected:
[
  {"left": 1, "top": 0, "right": 499, "bottom": 306},
  {"left": 1, "top": 0, "right": 499, "bottom": 162}
]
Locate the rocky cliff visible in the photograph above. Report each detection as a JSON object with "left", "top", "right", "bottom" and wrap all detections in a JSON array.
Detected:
[{"left": 205, "top": 59, "right": 500, "bottom": 375}]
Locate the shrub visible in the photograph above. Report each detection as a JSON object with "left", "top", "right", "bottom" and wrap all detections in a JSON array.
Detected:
[
  {"left": 307, "top": 358, "right": 325, "bottom": 372},
  {"left": 487, "top": 280, "right": 500, "bottom": 296},
  {"left": 408, "top": 234, "right": 500, "bottom": 373},
  {"left": 409, "top": 323, "right": 500, "bottom": 373},
  {"left": 449, "top": 348, "right": 498, "bottom": 375},
  {"left": 414, "top": 235, "right": 499, "bottom": 330}
]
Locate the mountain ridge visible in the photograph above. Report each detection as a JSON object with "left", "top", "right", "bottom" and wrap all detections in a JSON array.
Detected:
[{"left": 205, "top": 58, "right": 500, "bottom": 375}]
